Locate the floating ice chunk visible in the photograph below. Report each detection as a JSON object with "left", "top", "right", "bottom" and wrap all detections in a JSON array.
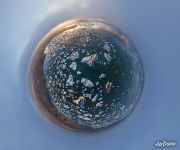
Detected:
[
  {"left": 96, "top": 101, "right": 103, "bottom": 107},
  {"left": 81, "top": 54, "right": 97, "bottom": 67},
  {"left": 105, "top": 81, "right": 112, "bottom": 93},
  {"left": 69, "top": 62, "right": 77, "bottom": 71},
  {"left": 64, "top": 105, "right": 70, "bottom": 109},
  {"left": 92, "top": 94, "right": 99, "bottom": 102},
  {"left": 96, "top": 82, "right": 99, "bottom": 85},
  {"left": 98, "top": 97, "right": 103, "bottom": 101},
  {"left": 76, "top": 80, "right": 80, "bottom": 84},
  {"left": 81, "top": 78, "right": 94, "bottom": 88},
  {"left": 95, "top": 114, "right": 100, "bottom": 117},
  {"left": 120, "top": 105, "right": 125, "bottom": 111},
  {"left": 103, "top": 42, "right": 111, "bottom": 52},
  {"left": 73, "top": 96, "right": 85, "bottom": 105},
  {"left": 77, "top": 115, "right": 91, "bottom": 121},
  {"left": 61, "top": 58, "right": 66, "bottom": 63},
  {"left": 77, "top": 71, "right": 82, "bottom": 75},
  {"left": 82, "top": 116, "right": 91, "bottom": 120},
  {"left": 59, "top": 44, "right": 66, "bottom": 50},
  {"left": 104, "top": 53, "right": 112, "bottom": 62},
  {"left": 66, "top": 74, "right": 74, "bottom": 86},
  {"left": 70, "top": 52, "right": 79, "bottom": 60},
  {"left": 99, "top": 73, "right": 106, "bottom": 79},
  {"left": 84, "top": 113, "right": 92, "bottom": 117},
  {"left": 61, "top": 64, "right": 66, "bottom": 69},
  {"left": 67, "top": 89, "right": 76, "bottom": 94},
  {"left": 83, "top": 94, "right": 92, "bottom": 99}
]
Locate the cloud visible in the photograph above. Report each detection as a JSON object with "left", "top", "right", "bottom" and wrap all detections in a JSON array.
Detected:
[{"left": 47, "top": 0, "right": 89, "bottom": 13}]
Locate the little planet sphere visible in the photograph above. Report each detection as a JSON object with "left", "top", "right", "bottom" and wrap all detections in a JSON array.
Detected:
[{"left": 30, "top": 18, "right": 144, "bottom": 132}]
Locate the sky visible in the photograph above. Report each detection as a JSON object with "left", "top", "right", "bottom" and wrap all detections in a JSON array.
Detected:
[{"left": 0, "top": 0, "right": 180, "bottom": 149}]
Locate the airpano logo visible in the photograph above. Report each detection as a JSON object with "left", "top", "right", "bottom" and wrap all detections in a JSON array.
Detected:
[{"left": 154, "top": 140, "right": 177, "bottom": 148}]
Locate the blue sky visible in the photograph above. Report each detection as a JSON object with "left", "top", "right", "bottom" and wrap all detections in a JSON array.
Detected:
[{"left": 0, "top": 0, "right": 180, "bottom": 149}]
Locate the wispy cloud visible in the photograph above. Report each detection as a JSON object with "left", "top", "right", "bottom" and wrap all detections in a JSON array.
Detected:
[{"left": 46, "top": 0, "right": 89, "bottom": 14}]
